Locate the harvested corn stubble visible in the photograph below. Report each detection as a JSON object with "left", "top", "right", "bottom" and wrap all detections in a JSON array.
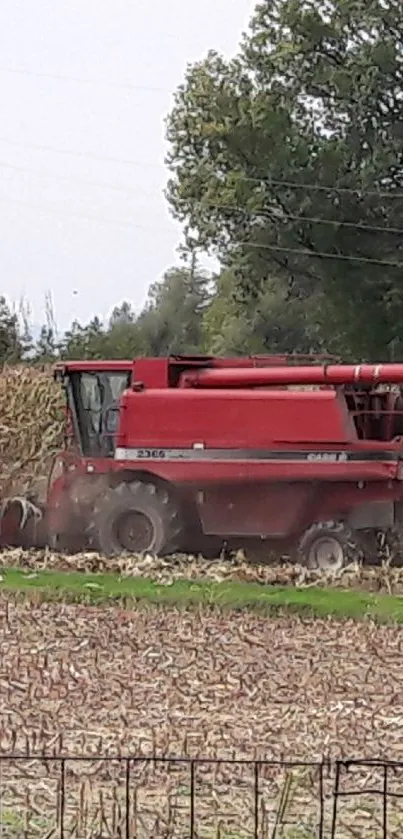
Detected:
[
  {"left": 2, "top": 598, "right": 403, "bottom": 837},
  {"left": 2, "top": 549, "right": 403, "bottom": 594}
]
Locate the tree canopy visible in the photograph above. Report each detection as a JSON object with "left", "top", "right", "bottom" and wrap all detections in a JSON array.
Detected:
[
  {"left": 165, "top": 0, "right": 403, "bottom": 360},
  {"left": 0, "top": 297, "right": 27, "bottom": 364},
  {"left": 19, "top": 265, "right": 214, "bottom": 362}
]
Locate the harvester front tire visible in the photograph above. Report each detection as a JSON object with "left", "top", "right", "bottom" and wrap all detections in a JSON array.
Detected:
[
  {"left": 296, "top": 521, "right": 362, "bottom": 573},
  {"left": 91, "top": 481, "right": 184, "bottom": 557}
]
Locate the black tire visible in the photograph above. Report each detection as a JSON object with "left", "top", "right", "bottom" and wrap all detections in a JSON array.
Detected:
[
  {"left": 242, "top": 541, "right": 278, "bottom": 565},
  {"left": 193, "top": 536, "right": 224, "bottom": 560},
  {"left": 48, "top": 527, "right": 85, "bottom": 554},
  {"left": 296, "top": 520, "right": 362, "bottom": 572},
  {"left": 91, "top": 481, "right": 184, "bottom": 557},
  {"left": 380, "top": 528, "right": 403, "bottom": 566}
]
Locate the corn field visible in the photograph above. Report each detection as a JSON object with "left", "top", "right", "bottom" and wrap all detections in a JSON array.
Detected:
[{"left": 0, "top": 365, "right": 64, "bottom": 501}]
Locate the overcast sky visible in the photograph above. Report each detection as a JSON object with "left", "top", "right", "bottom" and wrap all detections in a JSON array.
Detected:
[{"left": 0, "top": 0, "right": 254, "bottom": 334}]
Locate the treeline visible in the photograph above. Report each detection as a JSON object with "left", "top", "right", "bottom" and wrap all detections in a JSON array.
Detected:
[
  {"left": 0, "top": 261, "right": 329, "bottom": 364},
  {"left": 0, "top": 266, "right": 216, "bottom": 363},
  {"left": 0, "top": 266, "right": 214, "bottom": 364},
  {"left": 3, "top": 0, "right": 403, "bottom": 364}
]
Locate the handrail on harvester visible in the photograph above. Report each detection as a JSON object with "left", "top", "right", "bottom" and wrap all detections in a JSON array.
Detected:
[{"left": 180, "top": 364, "right": 403, "bottom": 389}]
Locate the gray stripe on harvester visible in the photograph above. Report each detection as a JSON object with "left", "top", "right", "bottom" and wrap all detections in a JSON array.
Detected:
[{"left": 114, "top": 447, "right": 400, "bottom": 463}]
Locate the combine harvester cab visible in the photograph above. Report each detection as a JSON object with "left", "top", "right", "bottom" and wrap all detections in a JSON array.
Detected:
[{"left": 5, "top": 354, "right": 403, "bottom": 572}]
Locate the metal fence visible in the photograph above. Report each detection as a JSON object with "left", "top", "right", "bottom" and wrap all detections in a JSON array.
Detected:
[{"left": 1, "top": 755, "right": 403, "bottom": 838}]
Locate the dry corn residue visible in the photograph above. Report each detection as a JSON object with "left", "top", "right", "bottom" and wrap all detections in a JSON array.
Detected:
[
  {"left": 1, "top": 595, "right": 403, "bottom": 836},
  {"left": 0, "top": 365, "right": 64, "bottom": 500}
]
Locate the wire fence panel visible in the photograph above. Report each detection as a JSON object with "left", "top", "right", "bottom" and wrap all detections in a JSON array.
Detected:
[{"left": 1, "top": 755, "right": 403, "bottom": 838}]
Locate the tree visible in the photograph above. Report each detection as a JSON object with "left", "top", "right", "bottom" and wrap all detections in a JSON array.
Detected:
[
  {"left": 60, "top": 317, "right": 106, "bottom": 359},
  {"left": 0, "top": 297, "right": 25, "bottom": 363},
  {"left": 54, "top": 266, "right": 213, "bottom": 361},
  {"left": 100, "top": 301, "right": 144, "bottom": 359},
  {"left": 136, "top": 264, "right": 212, "bottom": 355},
  {"left": 35, "top": 325, "right": 58, "bottom": 361},
  {"left": 108, "top": 301, "right": 136, "bottom": 328},
  {"left": 165, "top": 0, "right": 403, "bottom": 360},
  {"left": 204, "top": 268, "right": 327, "bottom": 354},
  {"left": 34, "top": 291, "right": 59, "bottom": 361}
]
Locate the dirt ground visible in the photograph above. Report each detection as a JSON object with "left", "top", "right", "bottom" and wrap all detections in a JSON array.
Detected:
[{"left": 1, "top": 595, "right": 403, "bottom": 836}]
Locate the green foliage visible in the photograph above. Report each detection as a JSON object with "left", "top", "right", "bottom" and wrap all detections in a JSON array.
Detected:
[
  {"left": 34, "top": 291, "right": 59, "bottom": 362},
  {"left": 136, "top": 265, "right": 212, "bottom": 355},
  {"left": 0, "top": 297, "right": 26, "bottom": 363},
  {"left": 60, "top": 316, "right": 106, "bottom": 359},
  {"left": 4, "top": 566, "right": 403, "bottom": 622},
  {"left": 25, "top": 264, "right": 214, "bottom": 361},
  {"left": 35, "top": 325, "right": 58, "bottom": 362},
  {"left": 204, "top": 268, "right": 327, "bottom": 355},
  {"left": 165, "top": 0, "right": 403, "bottom": 360}
]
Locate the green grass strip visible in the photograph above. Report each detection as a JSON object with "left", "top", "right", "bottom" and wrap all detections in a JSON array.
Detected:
[{"left": 2, "top": 566, "right": 403, "bottom": 622}]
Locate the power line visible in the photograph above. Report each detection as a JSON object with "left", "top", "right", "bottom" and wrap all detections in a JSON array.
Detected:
[
  {"left": 286, "top": 211, "right": 403, "bottom": 236},
  {"left": 185, "top": 175, "right": 403, "bottom": 200},
  {"left": 2, "top": 159, "right": 402, "bottom": 236},
  {"left": 195, "top": 202, "right": 403, "bottom": 236},
  {"left": 0, "top": 195, "right": 178, "bottom": 233},
  {"left": 235, "top": 242, "right": 403, "bottom": 268},
  {"left": 251, "top": 176, "right": 403, "bottom": 200},
  {"left": 1, "top": 134, "right": 403, "bottom": 203},
  {"left": 0, "top": 65, "right": 329, "bottom": 99},
  {"left": 3, "top": 158, "right": 394, "bottom": 233},
  {"left": 0, "top": 136, "right": 158, "bottom": 168},
  {"left": 1, "top": 193, "right": 402, "bottom": 268},
  {"left": 0, "top": 160, "right": 156, "bottom": 196},
  {"left": 0, "top": 65, "right": 173, "bottom": 94}
]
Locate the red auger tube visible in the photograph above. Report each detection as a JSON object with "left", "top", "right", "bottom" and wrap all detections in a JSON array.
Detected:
[{"left": 180, "top": 364, "right": 403, "bottom": 388}]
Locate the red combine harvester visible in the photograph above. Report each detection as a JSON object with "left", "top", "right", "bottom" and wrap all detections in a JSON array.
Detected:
[{"left": 4, "top": 353, "right": 403, "bottom": 571}]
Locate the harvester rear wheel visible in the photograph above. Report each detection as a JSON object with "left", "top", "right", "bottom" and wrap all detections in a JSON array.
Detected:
[
  {"left": 297, "top": 521, "right": 362, "bottom": 572},
  {"left": 91, "top": 481, "right": 184, "bottom": 557}
]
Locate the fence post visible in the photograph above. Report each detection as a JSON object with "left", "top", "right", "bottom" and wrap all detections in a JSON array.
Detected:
[
  {"left": 254, "top": 762, "right": 259, "bottom": 839},
  {"left": 125, "top": 758, "right": 131, "bottom": 839},
  {"left": 318, "top": 761, "right": 325, "bottom": 839},
  {"left": 190, "top": 760, "right": 195, "bottom": 839},
  {"left": 330, "top": 761, "right": 341, "bottom": 839},
  {"left": 383, "top": 763, "right": 388, "bottom": 839},
  {"left": 59, "top": 758, "right": 66, "bottom": 839}
]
